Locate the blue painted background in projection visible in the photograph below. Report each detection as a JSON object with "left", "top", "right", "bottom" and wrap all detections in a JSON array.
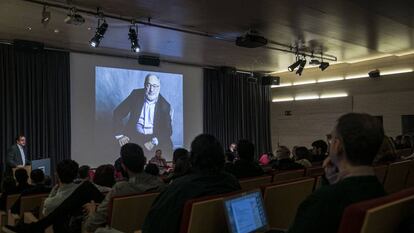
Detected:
[{"left": 95, "top": 66, "right": 183, "bottom": 149}]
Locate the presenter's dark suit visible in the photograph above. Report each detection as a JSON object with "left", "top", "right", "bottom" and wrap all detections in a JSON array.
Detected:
[
  {"left": 113, "top": 89, "right": 173, "bottom": 156},
  {"left": 6, "top": 144, "right": 31, "bottom": 175}
]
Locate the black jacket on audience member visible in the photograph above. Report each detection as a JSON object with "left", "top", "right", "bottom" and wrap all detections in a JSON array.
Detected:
[
  {"left": 287, "top": 176, "right": 385, "bottom": 233},
  {"left": 229, "top": 159, "right": 264, "bottom": 179},
  {"left": 271, "top": 158, "right": 304, "bottom": 170},
  {"left": 142, "top": 171, "right": 241, "bottom": 233},
  {"left": 11, "top": 181, "right": 105, "bottom": 233}
]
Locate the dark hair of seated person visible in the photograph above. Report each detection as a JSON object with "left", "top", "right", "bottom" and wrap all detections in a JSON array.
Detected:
[
  {"left": 237, "top": 139, "right": 255, "bottom": 162},
  {"left": 172, "top": 148, "right": 189, "bottom": 164},
  {"left": 172, "top": 148, "right": 191, "bottom": 175},
  {"left": 174, "top": 155, "right": 191, "bottom": 176},
  {"left": 120, "top": 143, "right": 147, "bottom": 173},
  {"left": 312, "top": 140, "right": 328, "bottom": 156},
  {"left": 225, "top": 152, "right": 235, "bottom": 163},
  {"left": 93, "top": 164, "right": 116, "bottom": 188},
  {"left": 78, "top": 165, "right": 91, "bottom": 180},
  {"left": 336, "top": 113, "right": 384, "bottom": 165},
  {"left": 295, "top": 146, "right": 310, "bottom": 160},
  {"left": 30, "top": 169, "right": 45, "bottom": 184},
  {"left": 145, "top": 163, "right": 160, "bottom": 176},
  {"left": 1, "top": 176, "right": 16, "bottom": 193},
  {"left": 190, "top": 134, "right": 225, "bottom": 172},
  {"left": 15, "top": 168, "right": 29, "bottom": 185},
  {"left": 57, "top": 160, "right": 79, "bottom": 184}
]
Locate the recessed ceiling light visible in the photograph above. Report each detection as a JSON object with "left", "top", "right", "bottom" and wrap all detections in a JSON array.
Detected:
[
  {"left": 320, "top": 93, "right": 348, "bottom": 99},
  {"left": 381, "top": 68, "right": 413, "bottom": 76},
  {"left": 293, "top": 80, "right": 316, "bottom": 86},
  {"left": 26, "top": 26, "right": 32, "bottom": 31},
  {"left": 317, "top": 77, "right": 344, "bottom": 83},
  {"left": 54, "top": 29, "right": 60, "bottom": 33},
  {"left": 344, "top": 74, "right": 368, "bottom": 80},
  {"left": 295, "top": 95, "right": 320, "bottom": 101},
  {"left": 271, "top": 83, "right": 292, "bottom": 88},
  {"left": 272, "top": 97, "right": 294, "bottom": 102}
]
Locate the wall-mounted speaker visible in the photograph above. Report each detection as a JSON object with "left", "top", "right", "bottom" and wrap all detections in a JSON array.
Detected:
[
  {"left": 138, "top": 55, "right": 160, "bottom": 66},
  {"left": 368, "top": 69, "right": 380, "bottom": 79},
  {"left": 261, "top": 76, "right": 280, "bottom": 86}
]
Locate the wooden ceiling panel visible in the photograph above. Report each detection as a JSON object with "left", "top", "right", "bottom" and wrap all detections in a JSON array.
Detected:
[{"left": 0, "top": 0, "right": 412, "bottom": 71}]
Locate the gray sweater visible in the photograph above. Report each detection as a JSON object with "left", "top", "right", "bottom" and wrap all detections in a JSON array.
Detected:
[{"left": 85, "top": 173, "right": 166, "bottom": 232}]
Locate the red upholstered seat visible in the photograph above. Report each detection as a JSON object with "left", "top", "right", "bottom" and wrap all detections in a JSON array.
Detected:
[{"left": 337, "top": 187, "right": 414, "bottom": 233}]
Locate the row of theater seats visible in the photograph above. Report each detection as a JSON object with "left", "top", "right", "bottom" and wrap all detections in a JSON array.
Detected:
[
  {"left": 1, "top": 159, "right": 413, "bottom": 233},
  {"left": 0, "top": 193, "right": 53, "bottom": 232},
  {"left": 110, "top": 159, "right": 414, "bottom": 233}
]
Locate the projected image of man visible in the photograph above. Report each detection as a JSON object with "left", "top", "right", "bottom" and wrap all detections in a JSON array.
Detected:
[{"left": 113, "top": 74, "right": 173, "bottom": 157}]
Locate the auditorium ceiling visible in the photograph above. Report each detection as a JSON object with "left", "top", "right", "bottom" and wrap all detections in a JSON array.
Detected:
[{"left": 0, "top": 0, "right": 413, "bottom": 72}]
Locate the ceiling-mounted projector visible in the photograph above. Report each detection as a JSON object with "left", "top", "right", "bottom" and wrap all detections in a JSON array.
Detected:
[{"left": 236, "top": 32, "right": 268, "bottom": 48}]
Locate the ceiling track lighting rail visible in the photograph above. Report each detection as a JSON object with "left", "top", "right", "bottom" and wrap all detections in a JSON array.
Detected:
[
  {"left": 21, "top": 0, "right": 337, "bottom": 62},
  {"left": 267, "top": 40, "right": 337, "bottom": 62}
]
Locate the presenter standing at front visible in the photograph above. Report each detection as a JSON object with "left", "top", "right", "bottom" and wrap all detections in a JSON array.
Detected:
[{"left": 6, "top": 135, "right": 31, "bottom": 175}]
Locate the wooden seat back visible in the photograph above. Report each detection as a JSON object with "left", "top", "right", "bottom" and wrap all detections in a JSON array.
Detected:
[
  {"left": 263, "top": 178, "right": 315, "bottom": 229},
  {"left": 109, "top": 192, "right": 159, "bottom": 233}
]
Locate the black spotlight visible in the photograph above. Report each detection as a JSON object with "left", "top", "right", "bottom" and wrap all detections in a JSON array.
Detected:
[
  {"left": 90, "top": 21, "right": 108, "bottom": 48},
  {"left": 41, "top": 5, "right": 51, "bottom": 25},
  {"left": 288, "top": 59, "right": 302, "bottom": 72},
  {"left": 319, "top": 62, "right": 330, "bottom": 71},
  {"left": 128, "top": 27, "right": 140, "bottom": 53},
  {"left": 296, "top": 59, "right": 307, "bottom": 76}
]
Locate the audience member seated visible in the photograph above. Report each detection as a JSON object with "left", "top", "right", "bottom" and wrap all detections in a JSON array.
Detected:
[
  {"left": 271, "top": 146, "right": 304, "bottom": 170},
  {"left": 401, "top": 135, "right": 413, "bottom": 149},
  {"left": 148, "top": 149, "right": 168, "bottom": 174},
  {"left": 75, "top": 165, "right": 91, "bottom": 183},
  {"left": 0, "top": 176, "right": 17, "bottom": 211},
  {"left": 43, "top": 160, "right": 83, "bottom": 216},
  {"left": 287, "top": 113, "right": 386, "bottom": 233},
  {"left": 394, "top": 135, "right": 403, "bottom": 149},
  {"left": 93, "top": 164, "right": 116, "bottom": 192},
  {"left": 3, "top": 160, "right": 104, "bottom": 233},
  {"left": 293, "top": 147, "right": 312, "bottom": 168},
  {"left": 15, "top": 168, "right": 34, "bottom": 191},
  {"left": 165, "top": 148, "right": 191, "bottom": 183},
  {"left": 311, "top": 140, "right": 328, "bottom": 163},
  {"left": 11, "top": 169, "right": 52, "bottom": 214},
  {"left": 259, "top": 152, "right": 275, "bottom": 166},
  {"left": 226, "top": 142, "right": 238, "bottom": 157},
  {"left": 84, "top": 143, "right": 166, "bottom": 233},
  {"left": 145, "top": 163, "right": 160, "bottom": 176},
  {"left": 224, "top": 151, "right": 235, "bottom": 172},
  {"left": 114, "top": 157, "right": 126, "bottom": 181},
  {"left": 0, "top": 168, "right": 34, "bottom": 211},
  {"left": 229, "top": 140, "right": 264, "bottom": 178},
  {"left": 373, "top": 136, "right": 398, "bottom": 164},
  {"left": 142, "top": 134, "right": 241, "bottom": 233}
]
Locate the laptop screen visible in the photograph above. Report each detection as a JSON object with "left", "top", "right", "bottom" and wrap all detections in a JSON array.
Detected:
[{"left": 224, "top": 191, "right": 268, "bottom": 233}]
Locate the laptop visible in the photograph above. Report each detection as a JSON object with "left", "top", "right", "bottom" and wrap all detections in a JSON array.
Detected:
[{"left": 223, "top": 190, "right": 285, "bottom": 233}]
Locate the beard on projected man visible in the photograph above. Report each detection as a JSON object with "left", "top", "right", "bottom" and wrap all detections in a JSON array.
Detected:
[{"left": 113, "top": 74, "right": 173, "bottom": 157}]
